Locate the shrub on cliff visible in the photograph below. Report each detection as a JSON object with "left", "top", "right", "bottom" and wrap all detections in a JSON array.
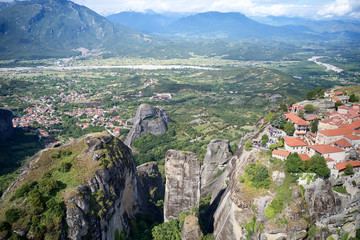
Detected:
[{"left": 244, "top": 163, "right": 270, "bottom": 189}]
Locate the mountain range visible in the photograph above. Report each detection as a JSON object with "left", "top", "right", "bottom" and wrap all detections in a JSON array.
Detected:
[{"left": 0, "top": 0, "right": 360, "bottom": 59}]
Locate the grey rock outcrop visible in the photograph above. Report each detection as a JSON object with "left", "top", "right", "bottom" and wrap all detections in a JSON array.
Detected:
[
  {"left": 200, "top": 139, "right": 232, "bottom": 203},
  {"left": 136, "top": 162, "right": 165, "bottom": 221},
  {"left": 136, "top": 162, "right": 164, "bottom": 204},
  {"left": 0, "top": 108, "right": 14, "bottom": 139},
  {"left": 213, "top": 135, "right": 309, "bottom": 240},
  {"left": 124, "top": 104, "right": 170, "bottom": 147},
  {"left": 2, "top": 134, "right": 143, "bottom": 240},
  {"left": 164, "top": 150, "right": 201, "bottom": 222},
  {"left": 181, "top": 215, "right": 203, "bottom": 240}
]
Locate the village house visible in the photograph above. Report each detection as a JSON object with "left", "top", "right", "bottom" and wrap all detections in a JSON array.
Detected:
[
  {"left": 329, "top": 138, "right": 353, "bottom": 151},
  {"left": 316, "top": 128, "right": 355, "bottom": 144},
  {"left": 344, "top": 134, "right": 360, "bottom": 147},
  {"left": 307, "top": 144, "right": 346, "bottom": 164},
  {"left": 334, "top": 161, "right": 360, "bottom": 173},
  {"left": 332, "top": 95, "right": 349, "bottom": 104},
  {"left": 272, "top": 149, "right": 290, "bottom": 160},
  {"left": 289, "top": 104, "right": 303, "bottom": 114},
  {"left": 284, "top": 112, "right": 309, "bottom": 137},
  {"left": 284, "top": 137, "right": 308, "bottom": 154}
]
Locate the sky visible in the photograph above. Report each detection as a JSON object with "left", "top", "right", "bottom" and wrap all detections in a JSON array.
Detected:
[{"left": 2, "top": 0, "right": 360, "bottom": 19}]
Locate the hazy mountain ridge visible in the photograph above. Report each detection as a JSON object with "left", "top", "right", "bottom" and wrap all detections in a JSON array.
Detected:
[
  {"left": 0, "top": 0, "right": 153, "bottom": 58},
  {"left": 107, "top": 11, "right": 360, "bottom": 41}
]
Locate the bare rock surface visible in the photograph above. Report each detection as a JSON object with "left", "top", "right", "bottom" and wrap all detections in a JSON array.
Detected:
[
  {"left": 124, "top": 104, "right": 170, "bottom": 147},
  {"left": 181, "top": 215, "right": 203, "bottom": 240},
  {"left": 200, "top": 139, "right": 232, "bottom": 203},
  {"left": 164, "top": 150, "right": 200, "bottom": 222},
  {"left": 0, "top": 108, "right": 14, "bottom": 139}
]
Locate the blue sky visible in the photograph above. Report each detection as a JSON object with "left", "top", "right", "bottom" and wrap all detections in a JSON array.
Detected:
[{"left": 2, "top": 0, "right": 360, "bottom": 19}]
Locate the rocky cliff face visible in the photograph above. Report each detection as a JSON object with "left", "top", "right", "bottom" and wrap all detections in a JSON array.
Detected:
[
  {"left": 0, "top": 108, "right": 14, "bottom": 139},
  {"left": 1, "top": 133, "right": 143, "bottom": 240},
  {"left": 180, "top": 215, "right": 203, "bottom": 240},
  {"left": 304, "top": 178, "right": 360, "bottom": 238},
  {"left": 164, "top": 150, "right": 200, "bottom": 222},
  {"left": 213, "top": 136, "right": 309, "bottom": 240},
  {"left": 200, "top": 139, "right": 232, "bottom": 203},
  {"left": 136, "top": 161, "right": 165, "bottom": 221},
  {"left": 124, "top": 104, "right": 170, "bottom": 147}
]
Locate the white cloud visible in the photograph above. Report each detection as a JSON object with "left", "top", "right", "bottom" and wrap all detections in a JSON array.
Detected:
[
  {"left": 74, "top": 0, "right": 322, "bottom": 18},
  {"left": 318, "top": 0, "right": 360, "bottom": 18},
  {"left": 2, "top": 0, "right": 357, "bottom": 19}
]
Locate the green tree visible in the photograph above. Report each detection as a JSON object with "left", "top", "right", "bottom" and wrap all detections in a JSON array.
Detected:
[
  {"left": 304, "top": 104, "right": 315, "bottom": 113},
  {"left": 286, "top": 153, "right": 304, "bottom": 173},
  {"left": 269, "top": 144, "right": 277, "bottom": 151},
  {"left": 152, "top": 220, "right": 181, "bottom": 240},
  {"left": 316, "top": 87, "right": 325, "bottom": 97},
  {"left": 335, "top": 101, "right": 343, "bottom": 110},
  {"left": 349, "top": 94, "right": 358, "bottom": 102},
  {"left": 286, "top": 97, "right": 297, "bottom": 107},
  {"left": 344, "top": 164, "right": 354, "bottom": 175},
  {"left": 261, "top": 134, "right": 269, "bottom": 146},
  {"left": 265, "top": 112, "right": 275, "bottom": 124},
  {"left": 306, "top": 90, "right": 316, "bottom": 100},
  {"left": 311, "top": 119, "right": 319, "bottom": 133},
  {"left": 308, "top": 155, "right": 330, "bottom": 178},
  {"left": 271, "top": 113, "right": 286, "bottom": 129},
  {"left": 298, "top": 110, "right": 304, "bottom": 119},
  {"left": 245, "top": 139, "right": 252, "bottom": 151},
  {"left": 284, "top": 122, "right": 295, "bottom": 135},
  {"left": 277, "top": 137, "right": 284, "bottom": 148},
  {"left": 279, "top": 102, "right": 288, "bottom": 112}
]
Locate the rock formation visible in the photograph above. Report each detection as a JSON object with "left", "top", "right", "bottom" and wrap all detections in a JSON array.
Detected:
[
  {"left": 124, "top": 104, "right": 170, "bottom": 147},
  {"left": 0, "top": 108, "right": 14, "bottom": 139},
  {"left": 181, "top": 215, "right": 203, "bottom": 240},
  {"left": 136, "top": 161, "right": 165, "bottom": 221},
  {"left": 212, "top": 136, "right": 309, "bottom": 240},
  {"left": 1, "top": 133, "right": 143, "bottom": 239},
  {"left": 200, "top": 139, "right": 232, "bottom": 202},
  {"left": 164, "top": 150, "right": 201, "bottom": 222}
]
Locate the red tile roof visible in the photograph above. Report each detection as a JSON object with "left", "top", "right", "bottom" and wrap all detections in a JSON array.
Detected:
[
  {"left": 335, "top": 91, "right": 343, "bottom": 96},
  {"left": 339, "top": 119, "right": 360, "bottom": 130},
  {"left": 299, "top": 154, "right": 310, "bottom": 161},
  {"left": 325, "top": 158, "right": 335, "bottom": 162},
  {"left": 284, "top": 137, "right": 308, "bottom": 147},
  {"left": 338, "top": 106, "right": 349, "bottom": 109},
  {"left": 335, "top": 161, "right": 360, "bottom": 171},
  {"left": 345, "top": 134, "right": 360, "bottom": 140},
  {"left": 308, "top": 144, "right": 345, "bottom": 154},
  {"left": 272, "top": 149, "right": 291, "bottom": 158},
  {"left": 330, "top": 138, "right": 352, "bottom": 148},
  {"left": 333, "top": 97, "right": 341, "bottom": 102},
  {"left": 284, "top": 113, "right": 309, "bottom": 126},
  {"left": 305, "top": 115, "right": 320, "bottom": 121},
  {"left": 318, "top": 128, "right": 354, "bottom": 137}
]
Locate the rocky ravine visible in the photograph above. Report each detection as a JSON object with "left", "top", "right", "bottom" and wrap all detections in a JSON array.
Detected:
[
  {"left": 1, "top": 133, "right": 163, "bottom": 240},
  {"left": 124, "top": 104, "right": 170, "bottom": 147},
  {"left": 0, "top": 108, "right": 14, "bottom": 139}
]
